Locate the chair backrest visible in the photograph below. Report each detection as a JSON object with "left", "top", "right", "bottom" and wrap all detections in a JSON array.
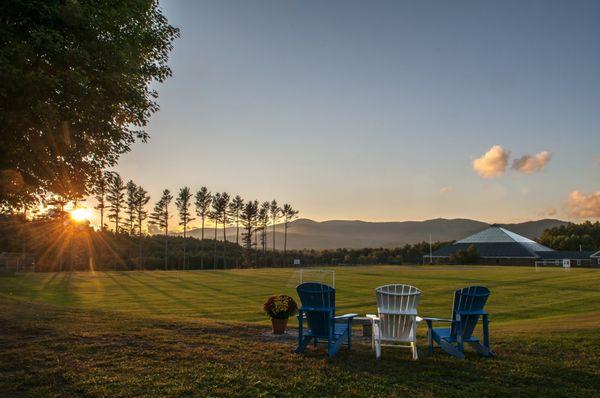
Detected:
[
  {"left": 297, "top": 282, "right": 335, "bottom": 338},
  {"left": 375, "top": 284, "right": 421, "bottom": 341},
  {"left": 450, "top": 286, "right": 490, "bottom": 340}
]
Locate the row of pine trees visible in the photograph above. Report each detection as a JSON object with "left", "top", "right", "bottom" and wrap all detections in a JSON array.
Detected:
[{"left": 92, "top": 172, "right": 299, "bottom": 268}]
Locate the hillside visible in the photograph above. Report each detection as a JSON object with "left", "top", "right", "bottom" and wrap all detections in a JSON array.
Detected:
[{"left": 183, "top": 218, "right": 569, "bottom": 250}]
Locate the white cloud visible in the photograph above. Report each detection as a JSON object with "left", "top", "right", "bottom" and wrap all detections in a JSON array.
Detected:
[
  {"left": 439, "top": 186, "right": 453, "bottom": 194},
  {"left": 472, "top": 145, "right": 509, "bottom": 178},
  {"left": 512, "top": 151, "right": 552, "bottom": 173},
  {"left": 566, "top": 191, "right": 600, "bottom": 218}
]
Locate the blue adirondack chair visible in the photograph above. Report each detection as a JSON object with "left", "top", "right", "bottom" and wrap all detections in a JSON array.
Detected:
[
  {"left": 295, "top": 282, "right": 357, "bottom": 358},
  {"left": 423, "top": 286, "right": 495, "bottom": 359}
]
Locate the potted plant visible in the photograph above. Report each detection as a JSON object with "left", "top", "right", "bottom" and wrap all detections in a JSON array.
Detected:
[{"left": 263, "top": 294, "right": 298, "bottom": 334}]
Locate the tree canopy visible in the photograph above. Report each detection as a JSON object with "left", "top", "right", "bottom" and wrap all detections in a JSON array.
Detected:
[{"left": 0, "top": 0, "right": 179, "bottom": 210}]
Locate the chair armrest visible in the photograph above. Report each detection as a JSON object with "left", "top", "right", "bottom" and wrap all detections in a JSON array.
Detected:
[
  {"left": 420, "top": 317, "right": 454, "bottom": 323},
  {"left": 334, "top": 313, "right": 358, "bottom": 320},
  {"left": 366, "top": 314, "right": 379, "bottom": 320}
]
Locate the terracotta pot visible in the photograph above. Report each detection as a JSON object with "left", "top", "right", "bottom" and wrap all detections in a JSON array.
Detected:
[{"left": 271, "top": 317, "right": 288, "bottom": 334}]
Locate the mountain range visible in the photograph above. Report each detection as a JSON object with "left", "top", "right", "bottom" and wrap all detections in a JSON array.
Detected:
[{"left": 182, "top": 218, "right": 568, "bottom": 250}]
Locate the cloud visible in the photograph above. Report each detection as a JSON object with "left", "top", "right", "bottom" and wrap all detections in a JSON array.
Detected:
[
  {"left": 472, "top": 145, "right": 509, "bottom": 178},
  {"left": 439, "top": 186, "right": 453, "bottom": 194},
  {"left": 512, "top": 151, "right": 552, "bottom": 173},
  {"left": 566, "top": 191, "right": 600, "bottom": 218}
]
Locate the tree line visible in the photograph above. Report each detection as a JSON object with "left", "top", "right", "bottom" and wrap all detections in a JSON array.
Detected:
[
  {"left": 539, "top": 221, "right": 600, "bottom": 251},
  {"left": 40, "top": 171, "right": 300, "bottom": 269},
  {"left": 0, "top": 213, "right": 452, "bottom": 271}
]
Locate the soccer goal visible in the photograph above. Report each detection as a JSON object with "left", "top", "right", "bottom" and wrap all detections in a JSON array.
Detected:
[{"left": 287, "top": 269, "right": 335, "bottom": 288}]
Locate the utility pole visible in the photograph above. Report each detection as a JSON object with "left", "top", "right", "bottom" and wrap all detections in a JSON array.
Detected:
[{"left": 429, "top": 232, "right": 433, "bottom": 264}]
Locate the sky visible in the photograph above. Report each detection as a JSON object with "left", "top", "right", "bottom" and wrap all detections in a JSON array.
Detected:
[{"left": 108, "top": 0, "right": 600, "bottom": 227}]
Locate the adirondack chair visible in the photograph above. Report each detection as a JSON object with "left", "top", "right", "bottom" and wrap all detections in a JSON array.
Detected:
[
  {"left": 295, "top": 282, "right": 357, "bottom": 358},
  {"left": 366, "top": 284, "right": 422, "bottom": 360},
  {"left": 423, "top": 286, "right": 495, "bottom": 359}
]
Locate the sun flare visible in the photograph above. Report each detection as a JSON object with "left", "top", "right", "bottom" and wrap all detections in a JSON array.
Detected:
[{"left": 70, "top": 207, "right": 92, "bottom": 222}]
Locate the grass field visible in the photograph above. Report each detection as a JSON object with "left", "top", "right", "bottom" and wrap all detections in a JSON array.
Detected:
[{"left": 1, "top": 265, "right": 599, "bottom": 397}]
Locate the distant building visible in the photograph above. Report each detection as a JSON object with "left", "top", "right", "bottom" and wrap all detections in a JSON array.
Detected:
[{"left": 424, "top": 225, "right": 599, "bottom": 267}]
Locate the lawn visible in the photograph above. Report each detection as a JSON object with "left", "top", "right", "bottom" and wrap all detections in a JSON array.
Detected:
[{"left": 1, "top": 265, "right": 599, "bottom": 397}]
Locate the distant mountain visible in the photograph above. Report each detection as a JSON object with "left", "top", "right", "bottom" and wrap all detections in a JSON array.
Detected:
[{"left": 182, "top": 218, "right": 569, "bottom": 250}]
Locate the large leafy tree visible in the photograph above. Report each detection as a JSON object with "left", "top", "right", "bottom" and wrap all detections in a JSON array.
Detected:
[{"left": 0, "top": 0, "right": 179, "bottom": 210}]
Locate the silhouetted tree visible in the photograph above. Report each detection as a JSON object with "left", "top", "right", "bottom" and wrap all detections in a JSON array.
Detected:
[
  {"left": 281, "top": 203, "right": 299, "bottom": 257},
  {"left": 134, "top": 185, "right": 150, "bottom": 270},
  {"left": 269, "top": 200, "right": 280, "bottom": 251},
  {"left": 194, "top": 186, "right": 212, "bottom": 269},
  {"left": 259, "top": 201, "right": 270, "bottom": 252},
  {"left": 93, "top": 171, "right": 113, "bottom": 231},
  {"left": 125, "top": 180, "right": 137, "bottom": 235},
  {"left": 149, "top": 189, "right": 172, "bottom": 270},
  {"left": 229, "top": 195, "right": 244, "bottom": 245},
  {"left": 194, "top": 187, "right": 212, "bottom": 240},
  {"left": 175, "top": 187, "right": 194, "bottom": 269},
  {"left": 240, "top": 200, "right": 259, "bottom": 250},
  {"left": 106, "top": 173, "right": 125, "bottom": 233}
]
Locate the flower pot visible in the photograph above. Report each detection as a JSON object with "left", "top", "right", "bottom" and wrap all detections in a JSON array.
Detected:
[{"left": 271, "top": 318, "right": 288, "bottom": 334}]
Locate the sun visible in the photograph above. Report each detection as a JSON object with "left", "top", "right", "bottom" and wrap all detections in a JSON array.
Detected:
[{"left": 70, "top": 207, "right": 92, "bottom": 222}]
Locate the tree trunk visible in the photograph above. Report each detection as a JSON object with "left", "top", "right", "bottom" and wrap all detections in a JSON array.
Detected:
[
  {"left": 272, "top": 223, "right": 276, "bottom": 252},
  {"left": 183, "top": 224, "right": 187, "bottom": 271}
]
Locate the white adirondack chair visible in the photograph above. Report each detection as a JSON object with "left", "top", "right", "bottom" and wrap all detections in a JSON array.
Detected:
[{"left": 366, "top": 284, "right": 422, "bottom": 360}]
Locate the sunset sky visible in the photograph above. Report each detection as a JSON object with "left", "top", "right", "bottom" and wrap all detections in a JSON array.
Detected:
[{"left": 107, "top": 0, "right": 600, "bottom": 227}]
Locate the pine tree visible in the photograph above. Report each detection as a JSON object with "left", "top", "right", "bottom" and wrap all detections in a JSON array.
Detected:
[
  {"left": 93, "top": 171, "right": 113, "bottom": 231},
  {"left": 175, "top": 187, "right": 195, "bottom": 270},
  {"left": 240, "top": 200, "right": 259, "bottom": 251},
  {"left": 269, "top": 200, "right": 280, "bottom": 251},
  {"left": 229, "top": 195, "right": 244, "bottom": 245},
  {"left": 194, "top": 187, "right": 212, "bottom": 240},
  {"left": 259, "top": 201, "right": 270, "bottom": 252},
  {"left": 281, "top": 204, "right": 299, "bottom": 258},
  {"left": 125, "top": 180, "right": 137, "bottom": 235},
  {"left": 134, "top": 186, "right": 150, "bottom": 270},
  {"left": 149, "top": 189, "right": 173, "bottom": 270},
  {"left": 106, "top": 173, "right": 125, "bottom": 233}
]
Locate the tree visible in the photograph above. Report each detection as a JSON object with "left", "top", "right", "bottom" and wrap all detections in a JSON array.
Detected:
[
  {"left": 194, "top": 187, "right": 212, "bottom": 240},
  {"left": 229, "top": 195, "right": 244, "bottom": 245},
  {"left": 281, "top": 204, "right": 299, "bottom": 257},
  {"left": 125, "top": 180, "right": 138, "bottom": 235},
  {"left": 219, "top": 193, "right": 231, "bottom": 242},
  {"left": 539, "top": 221, "right": 600, "bottom": 251},
  {"left": 269, "top": 200, "right": 280, "bottom": 251},
  {"left": 209, "top": 192, "right": 222, "bottom": 268},
  {"left": 106, "top": 173, "right": 125, "bottom": 233},
  {"left": 240, "top": 200, "right": 259, "bottom": 251},
  {"left": 92, "top": 171, "right": 113, "bottom": 231},
  {"left": 450, "top": 244, "right": 480, "bottom": 264},
  {"left": 259, "top": 202, "right": 270, "bottom": 252},
  {"left": 134, "top": 185, "right": 150, "bottom": 270},
  {"left": 149, "top": 189, "right": 172, "bottom": 270},
  {"left": 0, "top": 0, "right": 179, "bottom": 210},
  {"left": 175, "top": 187, "right": 195, "bottom": 270}
]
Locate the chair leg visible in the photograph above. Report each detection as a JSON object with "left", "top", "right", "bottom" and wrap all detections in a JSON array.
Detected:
[
  {"left": 412, "top": 341, "right": 418, "bottom": 360},
  {"left": 426, "top": 320, "right": 434, "bottom": 355},
  {"left": 295, "top": 336, "right": 312, "bottom": 354},
  {"left": 375, "top": 338, "right": 381, "bottom": 359}
]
